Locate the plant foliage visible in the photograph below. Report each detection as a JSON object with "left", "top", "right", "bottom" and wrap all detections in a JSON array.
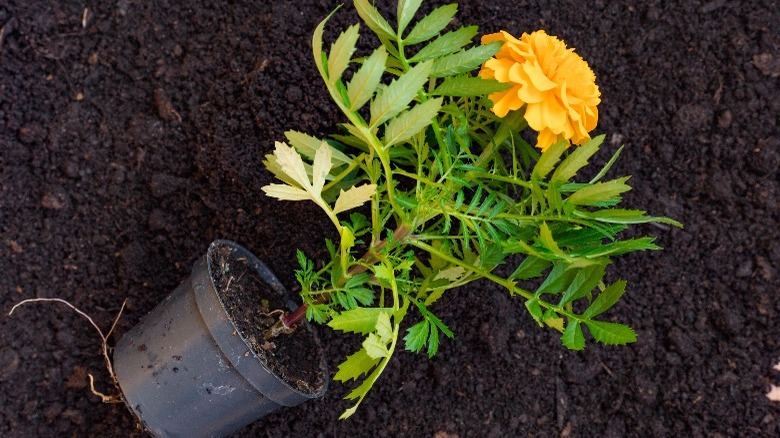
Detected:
[{"left": 261, "top": 0, "right": 681, "bottom": 418}]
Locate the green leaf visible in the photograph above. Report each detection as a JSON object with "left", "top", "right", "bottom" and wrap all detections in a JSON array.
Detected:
[
  {"left": 383, "top": 98, "right": 443, "bottom": 146},
  {"left": 409, "top": 26, "right": 478, "bottom": 62},
  {"left": 344, "top": 272, "right": 371, "bottom": 289},
  {"left": 347, "top": 46, "right": 388, "bottom": 111},
  {"left": 328, "top": 307, "right": 391, "bottom": 334},
  {"left": 532, "top": 140, "right": 568, "bottom": 181},
  {"left": 403, "top": 320, "right": 429, "bottom": 353},
  {"left": 574, "top": 237, "right": 661, "bottom": 258},
  {"left": 510, "top": 256, "right": 552, "bottom": 280},
  {"left": 524, "top": 298, "right": 544, "bottom": 326},
  {"left": 584, "top": 320, "right": 637, "bottom": 345},
  {"left": 427, "top": 312, "right": 454, "bottom": 338},
  {"left": 427, "top": 323, "right": 440, "bottom": 358},
  {"left": 429, "top": 41, "right": 503, "bottom": 77},
  {"left": 369, "top": 60, "right": 432, "bottom": 128},
  {"left": 564, "top": 177, "right": 632, "bottom": 207},
  {"left": 334, "top": 348, "right": 380, "bottom": 382},
  {"left": 537, "top": 263, "right": 578, "bottom": 295},
  {"left": 576, "top": 208, "right": 683, "bottom": 228},
  {"left": 562, "top": 320, "right": 585, "bottom": 350},
  {"left": 397, "top": 0, "right": 423, "bottom": 35},
  {"left": 354, "top": 0, "right": 396, "bottom": 40},
  {"left": 551, "top": 135, "right": 604, "bottom": 184},
  {"left": 328, "top": 24, "right": 360, "bottom": 85},
  {"left": 306, "top": 304, "right": 329, "bottom": 324},
  {"left": 583, "top": 280, "right": 626, "bottom": 319},
  {"left": 405, "top": 3, "right": 457, "bottom": 45},
  {"left": 589, "top": 145, "right": 623, "bottom": 183},
  {"left": 432, "top": 76, "right": 511, "bottom": 97},
  {"left": 559, "top": 262, "right": 607, "bottom": 306}
]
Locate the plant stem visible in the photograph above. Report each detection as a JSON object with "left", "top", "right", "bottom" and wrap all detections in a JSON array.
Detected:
[{"left": 272, "top": 223, "right": 413, "bottom": 333}]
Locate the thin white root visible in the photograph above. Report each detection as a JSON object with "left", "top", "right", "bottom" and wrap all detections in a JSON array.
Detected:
[{"left": 9, "top": 297, "right": 127, "bottom": 403}]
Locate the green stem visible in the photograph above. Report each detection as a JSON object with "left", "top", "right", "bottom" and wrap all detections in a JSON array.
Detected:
[{"left": 410, "top": 240, "right": 581, "bottom": 322}]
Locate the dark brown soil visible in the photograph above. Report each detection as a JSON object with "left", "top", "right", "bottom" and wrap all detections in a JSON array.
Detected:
[
  {"left": 209, "top": 240, "right": 325, "bottom": 395},
  {"left": 1, "top": 0, "right": 778, "bottom": 437}
]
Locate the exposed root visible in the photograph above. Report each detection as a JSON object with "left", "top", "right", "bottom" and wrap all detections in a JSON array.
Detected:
[
  {"left": 9, "top": 297, "right": 127, "bottom": 404},
  {"left": 89, "top": 374, "right": 123, "bottom": 403},
  {"left": 263, "top": 314, "right": 297, "bottom": 341}
]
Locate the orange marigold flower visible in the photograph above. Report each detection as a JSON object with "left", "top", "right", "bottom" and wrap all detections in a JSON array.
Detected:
[{"left": 479, "top": 30, "right": 601, "bottom": 151}]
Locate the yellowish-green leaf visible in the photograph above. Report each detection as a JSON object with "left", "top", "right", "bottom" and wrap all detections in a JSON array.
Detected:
[
  {"left": 260, "top": 184, "right": 310, "bottom": 201},
  {"left": 369, "top": 60, "right": 432, "bottom": 128},
  {"left": 405, "top": 3, "right": 457, "bottom": 45},
  {"left": 328, "top": 24, "right": 360, "bottom": 84},
  {"left": 383, "top": 98, "right": 442, "bottom": 147},
  {"left": 551, "top": 135, "right": 603, "bottom": 183},
  {"left": 565, "top": 177, "right": 631, "bottom": 207},
  {"left": 363, "top": 333, "right": 390, "bottom": 359},
  {"left": 285, "top": 131, "right": 351, "bottom": 167},
  {"left": 312, "top": 143, "right": 332, "bottom": 195},
  {"left": 431, "top": 76, "right": 511, "bottom": 97},
  {"left": 341, "top": 225, "right": 355, "bottom": 251},
  {"left": 409, "top": 26, "right": 477, "bottom": 62},
  {"left": 544, "top": 316, "right": 564, "bottom": 332},
  {"left": 429, "top": 41, "right": 502, "bottom": 77},
  {"left": 334, "top": 348, "right": 380, "bottom": 382},
  {"left": 434, "top": 265, "right": 466, "bottom": 282},
  {"left": 333, "top": 184, "right": 377, "bottom": 214},
  {"left": 373, "top": 263, "right": 394, "bottom": 282},
  {"left": 375, "top": 311, "right": 392, "bottom": 342},
  {"left": 272, "top": 142, "right": 311, "bottom": 190},
  {"left": 263, "top": 155, "right": 298, "bottom": 187},
  {"left": 532, "top": 140, "right": 568, "bottom": 180},
  {"left": 347, "top": 46, "right": 388, "bottom": 111},
  {"left": 328, "top": 307, "right": 390, "bottom": 334},
  {"left": 354, "top": 0, "right": 395, "bottom": 40},
  {"left": 397, "top": 0, "right": 423, "bottom": 35},
  {"left": 312, "top": 7, "right": 341, "bottom": 80},
  {"left": 538, "top": 222, "right": 564, "bottom": 256}
]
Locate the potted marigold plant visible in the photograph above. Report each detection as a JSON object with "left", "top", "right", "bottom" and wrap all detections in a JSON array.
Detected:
[{"left": 60, "top": 0, "right": 680, "bottom": 436}]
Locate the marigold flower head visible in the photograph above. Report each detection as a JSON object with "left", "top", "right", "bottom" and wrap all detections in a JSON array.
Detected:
[{"left": 479, "top": 30, "right": 601, "bottom": 151}]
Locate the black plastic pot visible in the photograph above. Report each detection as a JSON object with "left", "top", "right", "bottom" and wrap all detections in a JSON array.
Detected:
[{"left": 113, "top": 240, "right": 327, "bottom": 438}]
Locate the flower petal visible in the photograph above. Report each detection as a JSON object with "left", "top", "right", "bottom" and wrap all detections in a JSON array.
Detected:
[
  {"left": 479, "top": 29, "right": 600, "bottom": 150},
  {"left": 489, "top": 86, "right": 523, "bottom": 117},
  {"left": 523, "top": 62, "right": 557, "bottom": 91}
]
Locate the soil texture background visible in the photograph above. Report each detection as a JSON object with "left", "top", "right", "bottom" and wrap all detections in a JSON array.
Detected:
[{"left": 1, "top": 0, "right": 778, "bottom": 436}]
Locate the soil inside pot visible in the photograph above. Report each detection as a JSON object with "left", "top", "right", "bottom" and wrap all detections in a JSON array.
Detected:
[{"left": 208, "top": 242, "right": 325, "bottom": 395}]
